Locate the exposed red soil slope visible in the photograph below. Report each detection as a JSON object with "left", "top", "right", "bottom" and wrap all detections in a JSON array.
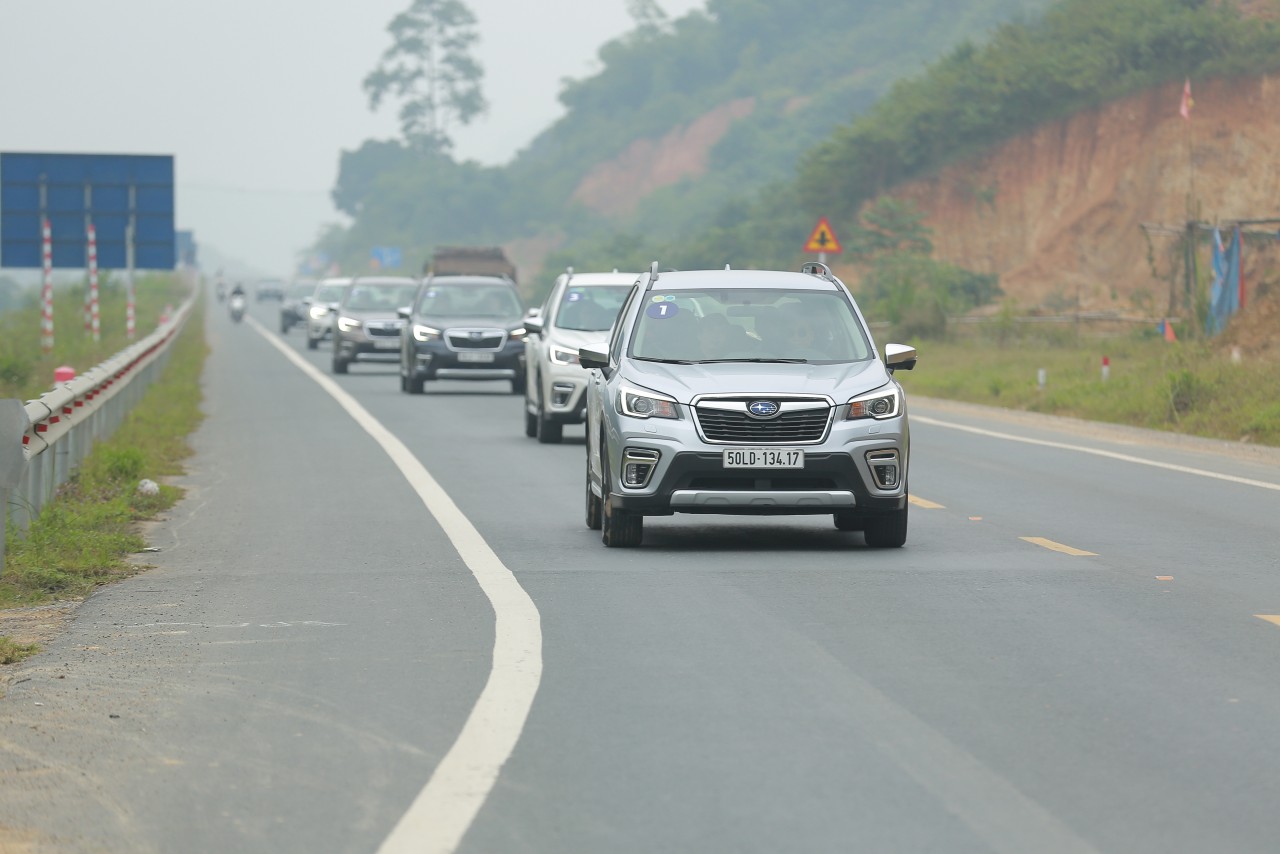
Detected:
[{"left": 870, "top": 76, "right": 1280, "bottom": 314}]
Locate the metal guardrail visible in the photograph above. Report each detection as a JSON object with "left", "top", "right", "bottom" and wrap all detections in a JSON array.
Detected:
[{"left": 0, "top": 285, "right": 198, "bottom": 565}]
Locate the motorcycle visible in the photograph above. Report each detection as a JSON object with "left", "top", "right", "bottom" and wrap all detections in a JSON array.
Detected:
[{"left": 229, "top": 293, "right": 247, "bottom": 323}]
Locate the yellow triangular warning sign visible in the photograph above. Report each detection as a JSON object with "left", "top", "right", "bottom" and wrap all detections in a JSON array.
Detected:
[{"left": 803, "top": 217, "right": 842, "bottom": 254}]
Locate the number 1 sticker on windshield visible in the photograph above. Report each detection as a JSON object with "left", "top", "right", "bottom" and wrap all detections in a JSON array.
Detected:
[{"left": 647, "top": 302, "right": 679, "bottom": 319}]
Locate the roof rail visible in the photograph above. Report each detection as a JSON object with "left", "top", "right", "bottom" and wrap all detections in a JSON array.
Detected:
[
  {"left": 724, "top": 263, "right": 731, "bottom": 271},
  {"left": 648, "top": 260, "right": 660, "bottom": 286},
  {"left": 801, "top": 261, "right": 835, "bottom": 281}
]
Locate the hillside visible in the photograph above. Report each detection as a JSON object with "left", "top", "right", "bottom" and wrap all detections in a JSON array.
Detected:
[
  {"left": 320, "top": 0, "right": 1054, "bottom": 282},
  {"left": 862, "top": 74, "right": 1280, "bottom": 314}
]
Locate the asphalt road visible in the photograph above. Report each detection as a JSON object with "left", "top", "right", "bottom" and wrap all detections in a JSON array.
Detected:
[{"left": 3, "top": 295, "right": 1280, "bottom": 853}]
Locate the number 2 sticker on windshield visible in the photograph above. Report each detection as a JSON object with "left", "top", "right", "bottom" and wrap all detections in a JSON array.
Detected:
[{"left": 646, "top": 302, "right": 679, "bottom": 319}]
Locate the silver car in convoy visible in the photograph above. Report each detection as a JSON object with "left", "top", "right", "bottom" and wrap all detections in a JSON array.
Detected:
[
  {"left": 523, "top": 269, "right": 638, "bottom": 443},
  {"left": 581, "top": 263, "right": 917, "bottom": 548},
  {"left": 331, "top": 276, "right": 420, "bottom": 374},
  {"left": 304, "top": 277, "right": 352, "bottom": 350}
]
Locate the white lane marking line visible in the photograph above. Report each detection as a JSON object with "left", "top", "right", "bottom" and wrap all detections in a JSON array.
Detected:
[
  {"left": 247, "top": 316, "right": 542, "bottom": 854},
  {"left": 913, "top": 415, "right": 1280, "bottom": 492}
]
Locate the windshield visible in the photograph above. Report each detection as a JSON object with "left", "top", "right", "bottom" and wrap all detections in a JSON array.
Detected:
[
  {"left": 314, "top": 284, "right": 347, "bottom": 302},
  {"left": 629, "top": 288, "right": 873, "bottom": 363},
  {"left": 554, "top": 285, "right": 631, "bottom": 332},
  {"left": 288, "top": 283, "right": 316, "bottom": 298},
  {"left": 344, "top": 283, "right": 418, "bottom": 312},
  {"left": 416, "top": 283, "right": 523, "bottom": 318}
]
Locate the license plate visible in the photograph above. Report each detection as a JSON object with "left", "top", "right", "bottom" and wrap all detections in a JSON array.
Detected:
[
  {"left": 723, "top": 448, "right": 805, "bottom": 468},
  {"left": 373, "top": 339, "right": 399, "bottom": 350},
  {"left": 457, "top": 351, "right": 496, "bottom": 363}
]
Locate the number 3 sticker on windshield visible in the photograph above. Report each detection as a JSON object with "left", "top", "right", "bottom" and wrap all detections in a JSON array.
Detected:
[{"left": 646, "top": 302, "right": 679, "bottom": 319}]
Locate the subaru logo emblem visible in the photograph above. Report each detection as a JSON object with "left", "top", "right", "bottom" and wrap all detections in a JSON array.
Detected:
[
  {"left": 471, "top": 331, "right": 484, "bottom": 340},
  {"left": 747, "top": 400, "right": 780, "bottom": 418}
]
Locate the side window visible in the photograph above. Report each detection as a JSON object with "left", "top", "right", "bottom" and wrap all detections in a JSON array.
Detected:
[{"left": 609, "top": 286, "right": 639, "bottom": 365}]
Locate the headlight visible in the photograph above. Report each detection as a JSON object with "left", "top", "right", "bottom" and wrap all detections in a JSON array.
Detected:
[
  {"left": 508, "top": 327, "right": 527, "bottom": 341},
  {"left": 413, "top": 324, "right": 441, "bottom": 342},
  {"left": 550, "top": 346, "right": 581, "bottom": 366},
  {"left": 337, "top": 316, "right": 361, "bottom": 332},
  {"left": 619, "top": 385, "right": 680, "bottom": 419},
  {"left": 308, "top": 305, "right": 329, "bottom": 320},
  {"left": 846, "top": 385, "right": 901, "bottom": 420}
]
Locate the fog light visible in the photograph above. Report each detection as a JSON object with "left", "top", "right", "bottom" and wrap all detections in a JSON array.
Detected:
[
  {"left": 622, "top": 448, "right": 660, "bottom": 488},
  {"left": 866, "top": 450, "right": 900, "bottom": 489},
  {"left": 552, "top": 382, "right": 574, "bottom": 408}
]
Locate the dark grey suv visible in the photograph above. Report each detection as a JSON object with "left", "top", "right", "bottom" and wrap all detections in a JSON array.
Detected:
[{"left": 398, "top": 276, "right": 528, "bottom": 394}]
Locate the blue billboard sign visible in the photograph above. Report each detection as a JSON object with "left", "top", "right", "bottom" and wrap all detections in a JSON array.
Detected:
[
  {"left": 371, "top": 246, "right": 403, "bottom": 269},
  {"left": 0, "top": 152, "right": 176, "bottom": 269}
]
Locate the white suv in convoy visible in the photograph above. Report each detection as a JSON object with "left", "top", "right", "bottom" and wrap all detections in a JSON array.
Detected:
[{"left": 523, "top": 269, "right": 638, "bottom": 443}]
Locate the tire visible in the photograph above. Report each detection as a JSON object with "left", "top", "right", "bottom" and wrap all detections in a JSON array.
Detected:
[
  {"left": 864, "top": 504, "right": 908, "bottom": 548},
  {"left": 524, "top": 407, "right": 537, "bottom": 438},
  {"left": 306, "top": 335, "right": 319, "bottom": 351},
  {"left": 585, "top": 464, "right": 602, "bottom": 531},
  {"left": 511, "top": 372, "right": 527, "bottom": 395},
  {"left": 601, "top": 454, "right": 643, "bottom": 547},
  {"left": 280, "top": 318, "right": 289, "bottom": 334},
  {"left": 407, "top": 374, "right": 425, "bottom": 395},
  {"left": 400, "top": 372, "right": 409, "bottom": 393},
  {"left": 536, "top": 402, "right": 563, "bottom": 444},
  {"left": 332, "top": 356, "right": 349, "bottom": 374},
  {"left": 833, "top": 510, "right": 862, "bottom": 532}
]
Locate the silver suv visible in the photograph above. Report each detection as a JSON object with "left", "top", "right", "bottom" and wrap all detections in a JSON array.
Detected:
[
  {"left": 581, "top": 263, "right": 917, "bottom": 548},
  {"left": 331, "top": 276, "right": 419, "bottom": 374},
  {"left": 523, "top": 269, "right": 638, "bottom": 443}
]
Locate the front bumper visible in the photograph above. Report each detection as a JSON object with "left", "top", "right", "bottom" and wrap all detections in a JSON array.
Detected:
[
  {"left": 604, "top": 405, "right": 908, "bottom": 516},
  {"left": 409, "top": 340, "right": 526, "bottom": 381},
  {"left": 539, "top": 361, "right": 590, "bottom": 424},
  {"left": 335, "top": 329, "right": 402, "bottom": 359}
]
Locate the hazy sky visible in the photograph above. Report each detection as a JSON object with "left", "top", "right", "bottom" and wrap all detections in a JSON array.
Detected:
[{"left": 0, "top": 0, "right": 704, "bottom": 275}]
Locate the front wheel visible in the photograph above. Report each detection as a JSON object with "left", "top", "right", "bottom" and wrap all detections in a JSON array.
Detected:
[
  {"left": 585, "top": 465, "right": 602, "bottom": 530},
  {"left": 407, "top": 373, "right": 425, "bottom": 394},
  {"left": 863, "top": 503, "right": 908, "bottom": 548},
  {"left": 511, "top": 372, "right": 526, "bottom": 395},
  {"left": 332, "top": 356, "right": 349, "bottom": 374},
  {"left": 536, "top": 402, "right": 563, "bottom": 445},
  {"left": 524, "top": 407, "right": 537, "bottom": 438},
  {"left": 601, "top": 455, "right": 642, "bottom": 547},
  {"left": 306, "top": 336, "right": 319, "bottom": 351}
]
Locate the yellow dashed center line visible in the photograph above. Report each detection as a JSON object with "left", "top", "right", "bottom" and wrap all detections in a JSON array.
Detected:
[
  {"left": 1256, "top": 615, "right": 1280, "bottom": 628},
  {"left": 909, "top": 496, "right": 945, "bottom": 509},
  {"left": 1020, "top": 537, "right": 1098, "bottom": 557}
]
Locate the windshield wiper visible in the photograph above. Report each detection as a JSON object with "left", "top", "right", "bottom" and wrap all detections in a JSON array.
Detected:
[
  {"left": 633, "top": 356, "right": 699, "bottom": 365},
  {"left": 694, "top": 358, "right": 810, "bottom": 364}
]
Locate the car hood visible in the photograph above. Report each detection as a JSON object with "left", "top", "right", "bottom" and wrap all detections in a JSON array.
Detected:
[
  {"left": 343, "top": 309, "right": 404, "bottom": 322},
  {"left": 546, "top": 327, "right": 610, "bottom": 352},
  {"left": 421, "top": 314, "right": 523, "bottom": 329},
  {"left": 625, "top": 359, "right": 890, "bottom": 403}
]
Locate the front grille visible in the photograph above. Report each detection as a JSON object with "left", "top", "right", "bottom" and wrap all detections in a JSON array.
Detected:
[
  {"left": 366, "top": 324, "right": 401, "bottom": 338},
  {"left": 695, "top": 406, "right": 832, "bottom": 444},
  {"left": 447, "top": 329, "right": 505, "bottom": 351}
]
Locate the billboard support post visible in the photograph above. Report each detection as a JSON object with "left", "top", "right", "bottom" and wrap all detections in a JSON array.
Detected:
[
  {"left": 39, "top": 176, "right": 54, "bottom": 353},
  {"left": 126, "top": 185, "right": 136, "bottom": 340}
]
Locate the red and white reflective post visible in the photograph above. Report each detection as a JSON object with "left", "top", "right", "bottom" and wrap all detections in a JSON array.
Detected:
[
  {"left": 40, "top": 217, "right": 55, "bottom": 353},
  {"left": 86, "top": 222, "right": 101, "bottom": 342}
]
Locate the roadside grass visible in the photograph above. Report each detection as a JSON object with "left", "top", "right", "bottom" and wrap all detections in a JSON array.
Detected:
[
  {"left": 1, "top": 298, "right": 206, "bottom": 661},
  {"left": 897, "top": 333, "right": 1280, "bottom": 446},
  {"left": 0, "top": 273, "right": 188, "bottom": 401}
]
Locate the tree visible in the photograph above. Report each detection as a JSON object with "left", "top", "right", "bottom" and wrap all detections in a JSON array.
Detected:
[{"left": 363, "top": 0, "right": 487, "bottom": 152}]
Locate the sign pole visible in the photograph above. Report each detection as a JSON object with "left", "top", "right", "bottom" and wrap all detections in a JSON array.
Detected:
[
  {"left": 126, "top": 185, "right": 137, "bottom": 340},
  {"left": 39, "top": 177, "right": 54, "bottom": 354}
]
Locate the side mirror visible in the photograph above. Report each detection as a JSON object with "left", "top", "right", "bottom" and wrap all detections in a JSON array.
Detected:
[
  {"left": 579, "top": 347, "right": 609, "bottom": 370},
  {"left": 397, "top": 306, "right": 411, "bottom": 319},
  {"left": 885, "top": 343, "right": 918, "bottom": 372},
  {"left": 301, "top": 297, "right": 312, "bottom": 305},
  {"left": 327, "top": 302, "right": 340, "bottom": 312},
  {"left": 524, "top": 317, "right": 544, "bottom": 335}
]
